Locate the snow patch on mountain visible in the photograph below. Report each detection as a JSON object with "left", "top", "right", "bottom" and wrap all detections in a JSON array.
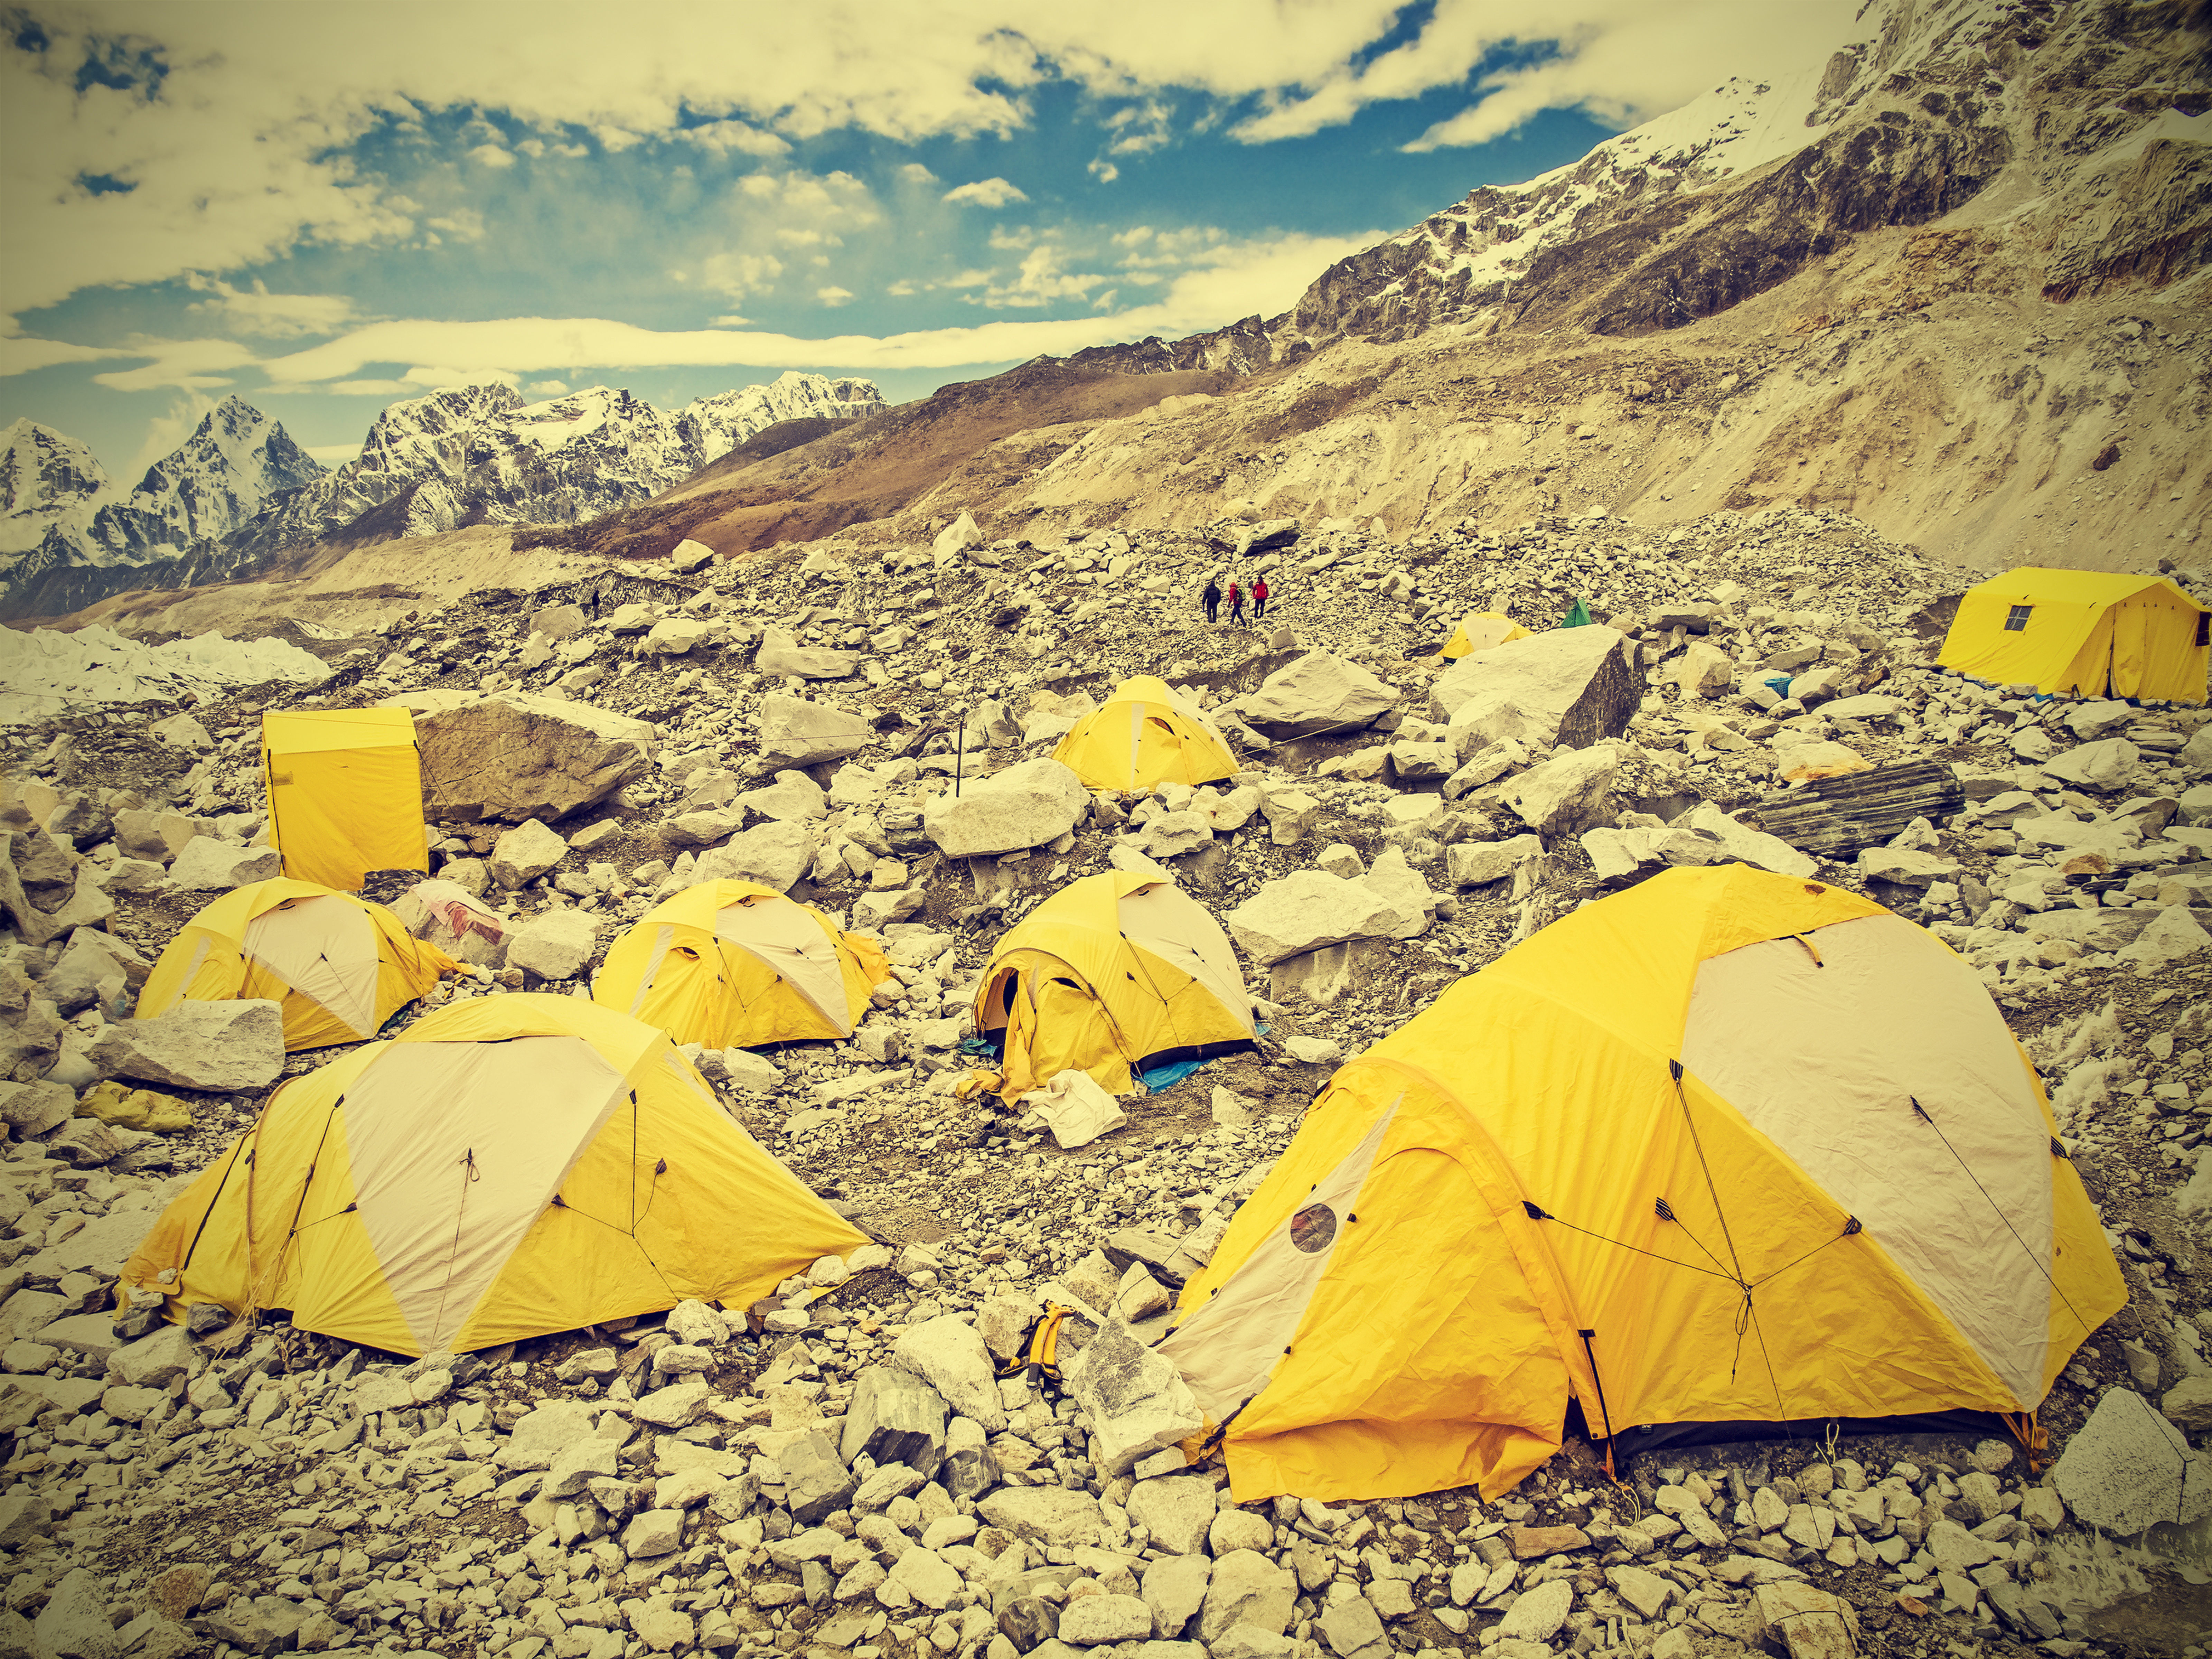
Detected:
[
  {"left": 0, "top": 621, "right": 331, "bottom": 721},
  {"left": 0, "top": 420, "right": 110, "bottom": 561}
]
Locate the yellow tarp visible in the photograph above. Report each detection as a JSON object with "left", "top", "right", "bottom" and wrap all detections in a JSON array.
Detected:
[
  {"left": 121, "top": 994, "right": 865, "bottom": 1356},
  {"left": 1172, "top": 865, "right": 2125, "bottom": 1503},
  {"left": 262, "top": 707, "right": 429, "bottom": 891},
  {"left": 136, "top": 878, "right": 458, "bottom": 1050},
  {"left": 1939, "top": 567, "right": 2207, "bottom": 701},
  {"left": 592, "top": 880, "right": 892, "bottom": 1049},
  {"left": 1442, "top": 611, "right": 1532, "bottom": 658},
  {"left": 1052, "top": 676, "right": 1237, "bottom": 792}
]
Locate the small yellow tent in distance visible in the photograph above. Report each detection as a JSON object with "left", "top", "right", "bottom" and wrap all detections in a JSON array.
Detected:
[
  {"left": 1160, "top": 865, "right": 2122, "bottom": 1503},
  {"left": 1939, "top": 568, "right": 2207, "bottom": 701},
  {"left": 121, "top": 994, "right": 866, "bottom": 1356},
  {"left": 1053, "top": 677, "right": 1238, "bottom": 792},
  {"left": 593, "top": 880, "right": 892, "bottom": 1049},
  {"left": 1441, "top": 612, "right": 1531, "bottom": 659},
  {"left": 261, "top": 707, "right": 430, "bottom": 891},
  {"left": 136, "top": 878, "right": 458, "bottom": 1050},
  {"left": 974, "top": 870, "right": 1255, "bottom": 1099}
]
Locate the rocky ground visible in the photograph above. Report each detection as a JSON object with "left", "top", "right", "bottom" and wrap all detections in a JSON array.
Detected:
[{"left": 1, "top": 505, "right": 2209, "bottom": 1659}]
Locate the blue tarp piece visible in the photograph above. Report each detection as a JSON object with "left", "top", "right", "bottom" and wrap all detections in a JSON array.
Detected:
[{"left": 1136, "top": 1057, "right": 1207, "bottom": 1093}]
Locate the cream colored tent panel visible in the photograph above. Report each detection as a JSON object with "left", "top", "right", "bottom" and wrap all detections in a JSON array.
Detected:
[
  {"left": 1052, "top": 676, "right": 1238, "bottom": 791},
  {"left": 1442, "top": 612, "right": 1531, "bottom": 658},
  {"left": 242, "top": 896, "right": 381, "bottom": 1038}
]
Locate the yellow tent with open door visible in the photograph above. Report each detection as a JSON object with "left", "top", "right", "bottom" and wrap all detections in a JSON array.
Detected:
[
  {"left": 262, "top": 707, "right": 429, "bottom": 891},
  {"left": 974, "top": 870, "right": 1255, "bottom": 1100},
  {"left": 135, "top": 878, "right": 459, "bottom": 1050},
  {"left": 1160, "top": 864, "right": 2123, "bottom": 1502},
  {"left": 592, "top": 880, "right": 892, "bottom": 1049},
  {"left": 1939, "top": 568, "right": 2207, "bottom": 701},
  {"left": 120, "top": 994, "right": 866, "bottom": 1356},
  {"left": 1441, "top": 611, "right": 1531, "bottom": 658},
  {"left": 1053, "top": 676, "right": 1238, "bottom": 791}
]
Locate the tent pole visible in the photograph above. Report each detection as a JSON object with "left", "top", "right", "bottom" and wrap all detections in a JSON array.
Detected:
[{"left": 1578, "top": 1327, "right": 1618, "bottom": 1456}]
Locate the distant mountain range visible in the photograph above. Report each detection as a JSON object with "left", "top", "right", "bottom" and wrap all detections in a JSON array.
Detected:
[{"left": 0, "top": 372, "right": 885, "bottom": 616}]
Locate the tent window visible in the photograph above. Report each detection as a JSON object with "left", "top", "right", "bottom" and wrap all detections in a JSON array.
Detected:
[
  {"left": 2003, "top": 604, "right": 2033, "bottom": 632},
  {"left": 2198, "top": 612, "right": 2210, "bottom": 648}
]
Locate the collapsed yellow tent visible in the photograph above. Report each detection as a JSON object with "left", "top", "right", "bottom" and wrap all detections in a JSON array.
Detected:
[
  {"left": 262, "top": 707, "right": 430, "bottom": 891},
  {"left": 1939, "top": 568, "right": 2208, "bottom": 701},
  {"left": 136, "top": 878, "right": 460, "bottom": 1050},
  {"left": 1441, "top": 611, "right": 1532, "bottom": 658},
  {"left": 592, "top": 880, "right": 892, "bottom": 1048},
  {"left": 121, "top": 994, "right": 866, "bottom": 1356},
  {"left": 1053, "top": 676, "right": 1238, "bottom": 791},
  {"left": 1161, "top": 864, "right": 2123, "bottom": 1503},
  {"left": 975, "top": 870, "right": 1255, "bottom": 1099}
]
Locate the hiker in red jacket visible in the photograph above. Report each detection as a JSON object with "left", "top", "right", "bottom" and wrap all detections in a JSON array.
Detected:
[
  {"left": 1253, "top": 574, "right": 1271, "bottom": 620},
  {"left": 1227, "top": 580, "right": 1246, "bottom": 625}
]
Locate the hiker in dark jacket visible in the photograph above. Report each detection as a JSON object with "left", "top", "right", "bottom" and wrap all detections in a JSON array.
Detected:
[
  {"left": 1253, "top": 574, "right": 1271, "bottom": 619},
  {"left": 1227, "top": 581, "right": 1246, "bottom": 625},
  {"left": 1202, "top": 577, "right": 1221, "bottom": 624}
]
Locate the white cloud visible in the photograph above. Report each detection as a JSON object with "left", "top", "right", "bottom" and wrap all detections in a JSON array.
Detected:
[
  {"left": 897, "top": 162, "right": 939, "bottom": 184},
  {"left": 1087, "top": 158, "right": 1120, "bottom": 183},
  {"left": 526, "top": 378, "right": 570, "bottom": 394},
  {"left": 817, "top": 285, "right": 854, "bottom": 306},
  {"left": 427, "top": 209, "right": 487, "bottom": 242},
  {"left": 126, "top": 395, "right": 217, "bottom": 479},
  {"left": 979, "top": 244, "right": 1107, "bottom": 309},
  {"left": 185, "top": 277, "right": 360, "bottom": 338},
  {"left": 0, "top": 330, "right": 123, "bottom": 377},
  {"left": 697, "top": 252, "right": 786, "bottom": 303},
  {"left": 468, "top": 143, "right": 516, "bottom": 168},
  {"left": 91, "top": 337, "right": 262, "bottom": 392},
  {"left": 306, "top": 441, "right": 363, "bottom": 462},
  {"left": 678, "top": 120, "right": 790, "bottom": 158},
  {"left": 942, "top": 177, "right": 1029, "bottom": 208},
  {"left": 885, "top": 280, "right": 917, "bottom": 297}
]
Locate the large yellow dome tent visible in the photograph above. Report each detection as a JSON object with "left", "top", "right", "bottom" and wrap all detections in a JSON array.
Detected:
[
  {"left": 121, "top": 994, "right": 866, "bottom": 1357},
  {"left": 261, "top": 707, "right": 430, "bottom": 891},
  {"left": 1441, "top": 611, "right": 1532, "bottom": 658},
  {"left": 1052, "top": 676, "right": 1238, "bottom": 792},
  {"left": 136, "top": 878, "right": 459, "bottom": 1050},
  {"left": 1939, "top": 567, "right": 2207, "bottom": 701},
  {"left": 1158, "top": 864, "right": 2123, "bottom": 1503},
  {"left": 593, "top": 880, "right": 892, "bottom": 1049},
  {"left": 974, "top": 870, "right": 1255, "bottom": 1100}
]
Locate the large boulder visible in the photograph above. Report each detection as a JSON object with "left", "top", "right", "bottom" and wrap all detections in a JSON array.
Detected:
[
  {"left": 398, "top": 692, "right": 656, "bottom": 823},
  {"left": 756, "top": 695, "right": 872, "bottom": 768},
  {"left": 490, "top": 820, "right": 569, "bottom": 889},
  {"left": 1064, "top": 1318, "right": 1204, "bottom": 1478},
  {"left": 506, "top": 909, "right": 599, "bottom": 981},
  {"left": 1672, "top": 803, "right": 1817, "bottom": 879},
  {"left": 695, "top": 821, "right": 818, "bottom": 892},
  {"left": 923, "top": 758, "right": 1089, "bottom": 858},
  {"left": 166, "top": 839, "right": 281, "bottom": 892},
  {"left": 1502, "top": 746, "right": 1622, "bottom": 836},
  {"left": 756, "top": 629, "right": 860, "bottom": 680},
  {"left": 892, "top": 1315, "right": 1006, "bottom": 1432},
  {"left": 86, "top": 1000, "right": 285, "bottom": 1092},
  {"left": 1431, "top": 628, "right": 1637, "bottom": 753},
  {"left": 1237, "top": 653, "right": 1399, "bottom": 739},
  {"left": 2049, "top": 1387, "right": 2212, "bottom": 1535},
  {"left": 1223, "top": 871, "right": 1403, "bottom": 966}
]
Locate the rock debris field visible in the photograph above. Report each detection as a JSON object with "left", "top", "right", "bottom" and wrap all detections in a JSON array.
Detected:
[{"left": 1, "top": 506, "right": 2210, "bottom": 1659}]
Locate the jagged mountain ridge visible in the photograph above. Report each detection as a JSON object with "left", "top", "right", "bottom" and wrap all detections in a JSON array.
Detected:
[{"left": 1, "top": 371, "right": 887, "bottom": 618}]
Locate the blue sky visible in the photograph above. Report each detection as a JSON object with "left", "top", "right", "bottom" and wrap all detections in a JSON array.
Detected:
[{"left": 1, "top": 1, "right": 1858, "bottom": 482}]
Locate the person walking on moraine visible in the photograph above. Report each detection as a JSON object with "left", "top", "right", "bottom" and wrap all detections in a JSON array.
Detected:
[
  {"left": 1253, "top": 573, "right": 1271, "bottom": 620},
  {"left": 1202, "top": 575, "right": 1222, "bottom": 624},
  {"left": 1227, "top": 580, "right": 1246, "bottom": 626}
]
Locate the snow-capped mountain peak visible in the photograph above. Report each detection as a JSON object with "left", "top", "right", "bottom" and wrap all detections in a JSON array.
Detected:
[
  {"left": 123, "top": 395, "right": 326, "bottom": 552},
  {"left": 0, "top": 420, "right": 110, "bottom": 556}
]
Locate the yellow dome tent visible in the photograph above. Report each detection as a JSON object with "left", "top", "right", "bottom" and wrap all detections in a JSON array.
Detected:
[
  {"left": 593, "top": 880, "right": 893, "bottom": 1049},
  {"left": 1160, "top": 864, "right": 2123, "bottom": 1503},
  {"left": 136, "top": 878, "right": 460, "bottom": 1050},
  {"left": 974, "top": 870, "right": 1255, "bottom": 1100},
  {"left": 1052, "top": 676, "right": 1238, "bottom": 791},
  {"left": 1441, "top": 611, "right": 1531, "bottom": 658},
  {"left": 1939, "top": 568, "right": 2207, "bottom": 701},
  {"left": 262, "top": 707, "right": 430, "bottom": 891},
  {"left": 121, "top": 994, "right": 865, "bottom": 1356}
]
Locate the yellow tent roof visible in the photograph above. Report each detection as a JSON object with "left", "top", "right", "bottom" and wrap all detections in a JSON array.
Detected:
[
  {"left": 1052, "top": 676, "right": 1238, "bottom": 792},
  {"left": 975, "top": 870, "right": 1254, "bottom": 1098},
  {"left": 1164, "top": 865, "right": 2123, "bottom": 1503},
  {"left": 262, "top": 705, "right": 418, "bottom": 757},
  {"left": 137, "top": 878, "right": 458, "bottom": 1050},
  {"left": 1441, "top": 612, "right": 1531, "bottom": 658},
  {"left": 592, "top": 879, "right": 892, "bottom": 1049},
  {"left": 1939, "top": 566, "right": 2206, "bottom": 702},
  {"left": 122, "top": 993, "right": 865, "bottom": 1356}
]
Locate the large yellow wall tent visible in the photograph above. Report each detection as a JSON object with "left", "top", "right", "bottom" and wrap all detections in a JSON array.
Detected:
[
  {"left": 137, "top": 879, "right": 459, "bottom": 1050},
  {"left": 1441, "top": 612, "right": 1531, "bottom": 658},
  {"left": 974, "top": 871, "right": 1255, "bottom": 1100},
  {"left": 1160, "top": 865, "right": 2123, "bottom": 1504},
  {"left": 122, "top": 995, "right": 865, "bottom": 1356},
  {"left": 593, "top": 880, "right": 892, "bottom": 1049},
  {"left": 1053, "top": 676, "right": 1239, "bottom": 792},
  {"left": 1939, "top": 568, "right": 2208, "bottom": 701},
  {"left": 261, "top": 708, "right": 430, "bottom": 891}
]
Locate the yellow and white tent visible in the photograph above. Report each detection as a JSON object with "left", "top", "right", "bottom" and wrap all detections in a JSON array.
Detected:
[
  {"left": 121, "top": 994, "right": 865, "bottom": 1356},
  {"left": 1441, "top": 611, "right": 1532, "bottom": 658},
  {"left": 1939, "top": 568, "right": 2208, "bottom": 701},
  {"left": 262, "top": 707, "right": 429, "bottom": 891},
  {"left": 593, "top": 880, "right": 893, "bottom": 1049},
  {"left": 1053, "top": 676, "right": 1238, "bottom": 792},
  {"left": 974, "top": 870, "right": 1255, "bottom": 1100},
  {"left": 1160, "top": 864, "right": 2123, "bottom": 1503},
  {"left": 137, "top": 879, "right": 459, "bottom": 1050}
]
